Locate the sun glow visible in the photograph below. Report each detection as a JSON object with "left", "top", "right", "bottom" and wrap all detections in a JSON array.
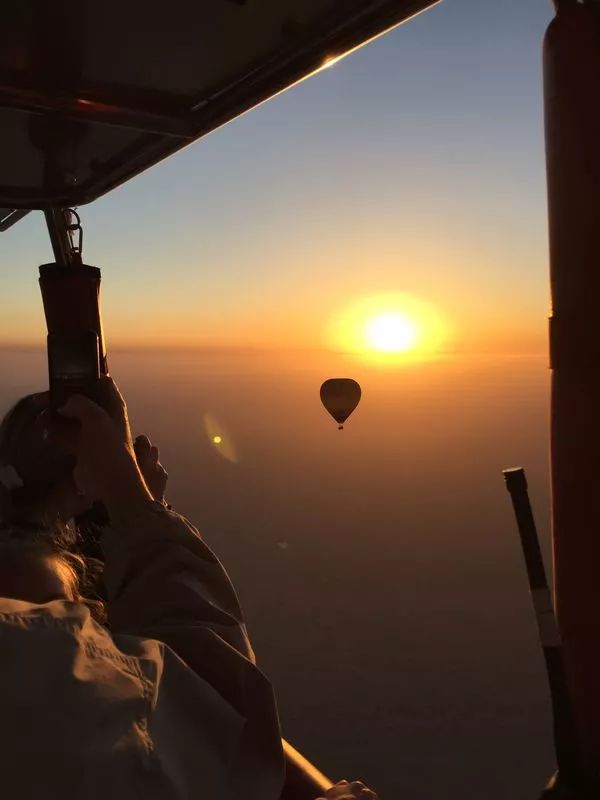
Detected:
[
  {"left": 327, "top": 294, "right": 449, "bottom": 362},
  {"left": 365, "top": 312, "right": 417, "bottom": 353}
]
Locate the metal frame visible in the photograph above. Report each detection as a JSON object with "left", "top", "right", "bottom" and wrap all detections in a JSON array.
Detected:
[
  {"left": 43, "top": 208, "right": 82, "bottom": 266},
  {"left": 0, "top": 80, "right": 194, "bottom": 139},
  {"left": 0, "top": 208, "right": 30, "bottom": 232},
  {"left": 0, "top": 0, "right": 439, "bottom": 209}
]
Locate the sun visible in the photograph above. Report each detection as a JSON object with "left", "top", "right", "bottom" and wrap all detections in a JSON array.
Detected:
[
  {"left": 365, "top": 312, "right": 417, "bottom": 353},
  {"left": 327, "top": 293, "right": 448, "bottom": 361}
]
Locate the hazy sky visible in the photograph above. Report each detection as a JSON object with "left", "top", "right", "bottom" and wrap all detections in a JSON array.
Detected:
[{"left": 0, "top": 0, "right": 553, "bottom": 352}]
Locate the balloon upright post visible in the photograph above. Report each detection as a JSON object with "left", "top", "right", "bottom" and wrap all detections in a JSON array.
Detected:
[{"left": 545, "top": 0, "right": 600, "bottom": 785}]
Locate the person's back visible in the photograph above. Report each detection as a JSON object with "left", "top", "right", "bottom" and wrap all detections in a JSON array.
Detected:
[{"left": 0, "top": 381, "right": 283, "bottom": 799}]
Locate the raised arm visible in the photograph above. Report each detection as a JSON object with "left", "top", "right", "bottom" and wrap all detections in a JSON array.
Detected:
[
  {"left": 55, "top": 377, "right": 261, "bottom": 660},
  {"left": 100, "top": 501, "right": 255, "bottom": 660},
  {"left": 56, "top": 379, "right": 284, "bottom": 799}
]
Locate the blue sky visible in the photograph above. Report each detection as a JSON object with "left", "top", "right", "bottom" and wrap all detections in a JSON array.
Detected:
[{"left": 0, "top": 0, "right": 554, "bottom": 351}]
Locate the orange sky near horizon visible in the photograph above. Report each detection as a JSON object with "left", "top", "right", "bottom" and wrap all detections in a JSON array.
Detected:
[{"left": 0, "top": 204, "right": 549, "bottom": 356}]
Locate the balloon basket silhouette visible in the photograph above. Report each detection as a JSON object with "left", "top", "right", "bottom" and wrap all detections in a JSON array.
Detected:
[{"left": 320, "top": 378, "right": 361, "bottom": 430}]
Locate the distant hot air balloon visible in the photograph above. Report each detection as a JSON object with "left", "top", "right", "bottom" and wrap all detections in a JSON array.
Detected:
[{"left": 320, "top": 378, "right": 361, "bottom": 430}]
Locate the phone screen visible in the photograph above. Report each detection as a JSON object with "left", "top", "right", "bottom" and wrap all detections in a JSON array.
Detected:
[{"left": 48, "top": 332, "right": 100, "bottom": 407}]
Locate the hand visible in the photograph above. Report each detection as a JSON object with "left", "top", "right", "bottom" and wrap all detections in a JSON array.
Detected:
[
  {"left": 134, "top": 435, "right": 168, "bottom": 504},
  {"left": 53, "top": 377, "right": 153, "bottom": 516},
  {"left": 316, "top": 780, "right": 378, "bottom": 800}
]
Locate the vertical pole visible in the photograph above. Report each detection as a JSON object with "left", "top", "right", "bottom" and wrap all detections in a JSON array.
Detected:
[
  {"left": 44, "top": 208, "right": 75, "bottom": 266},
  {"left": 545, "top": 1, "right": 600, "bottom": 778},
  {"left": 503, "top": 469, "right": 581, "bottom": 789}
]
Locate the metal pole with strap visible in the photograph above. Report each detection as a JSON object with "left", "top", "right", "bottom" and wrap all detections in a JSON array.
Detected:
[{"left": 503, "top": 469, "right": 583, "bottom": 794}]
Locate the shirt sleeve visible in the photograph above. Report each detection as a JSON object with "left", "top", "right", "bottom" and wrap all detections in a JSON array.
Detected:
[
  {"left": 100, "top": 502, "right": 285, "bottom": 800},
  {"left": 100, "top": 502, "right": 254, "bottom": 660}
]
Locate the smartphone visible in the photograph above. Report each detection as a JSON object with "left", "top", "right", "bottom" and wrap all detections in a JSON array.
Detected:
[{"left": 48, "top": 331, "right": 100, "bottom": 409}]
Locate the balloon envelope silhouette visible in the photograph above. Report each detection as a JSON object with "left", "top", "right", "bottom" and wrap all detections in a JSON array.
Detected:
[{"left": 320, "top": 378, "right": 361, "bottom": 429}]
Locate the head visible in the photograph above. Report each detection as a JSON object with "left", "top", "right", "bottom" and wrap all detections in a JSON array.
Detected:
[
  {"left": 0, "top": 392, "right": 89, "bottom": 529},
  {"left": 0, "top": 394, "right": 104, "bottom": 617}
]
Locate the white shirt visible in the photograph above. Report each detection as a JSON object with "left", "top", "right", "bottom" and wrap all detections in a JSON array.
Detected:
[{"left": 0, "top": 505, "right": 284, "bottom": 800}]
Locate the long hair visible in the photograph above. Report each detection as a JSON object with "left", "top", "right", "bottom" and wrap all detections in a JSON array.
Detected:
[{"left": 0, "top": 526, "right": 106, "bottom": 623}]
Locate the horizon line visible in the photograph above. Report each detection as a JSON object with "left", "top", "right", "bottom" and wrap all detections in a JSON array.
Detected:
[{"left": 0, "top": 342, "right": 548, "bottom": 358}]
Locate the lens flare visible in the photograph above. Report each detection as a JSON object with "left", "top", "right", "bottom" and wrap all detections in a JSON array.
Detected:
[{"left": 203, "top": 414, "right": 238, "bottom": 463}]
